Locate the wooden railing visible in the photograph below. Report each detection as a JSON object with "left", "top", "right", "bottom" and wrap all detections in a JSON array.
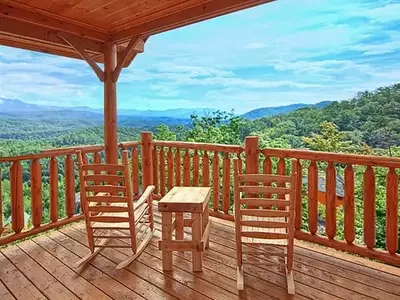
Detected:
[
  {"left": 0, "top": 144, "right": 105, "bottom": 246},
  {"left": 151, "top": 139, "right": 244, "bottom": 220},
  {"left": 1, "top": 132, "right": 400, "bottom": 267},
  {"left": 258, "top": 146, "right": 400, "bottom": 266}
]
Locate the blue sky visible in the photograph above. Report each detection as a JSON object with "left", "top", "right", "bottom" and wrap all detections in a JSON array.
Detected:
[{"left": 0, "top": 0, "right": 399, "bottom": 114}]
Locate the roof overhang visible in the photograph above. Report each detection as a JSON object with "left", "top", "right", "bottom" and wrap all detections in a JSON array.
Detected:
[{"left": 0, "top": 0, "right": 274, "bottom": 63}]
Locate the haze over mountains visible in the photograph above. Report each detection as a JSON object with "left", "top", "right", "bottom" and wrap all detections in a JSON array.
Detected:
[{"left": 0, "top": 98, "right": 331, "bottom": 120}]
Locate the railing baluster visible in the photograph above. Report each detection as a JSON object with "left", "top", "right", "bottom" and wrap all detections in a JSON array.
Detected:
[
  {"left": 31, "top": 158, "right": 42, "bottom": 227},
  {"left": 237, "top": 152, "right": 243, "bottom": 174},
  {"left": 0, "top": 168, "right": 3, "bottom": 235},
  {"left": 159, "top": 147, "right": 166, "bottom": 196},
  {"left": 93, "top": 151, "right": 101, "bottom": 185},
  {"left": 175, "top": 148, "right": 181, "bottom": 186},
  {"left": 153, "top": 146, "right": 159, "bottom": 193},
  {"left": 277, "top": 157, "right": 286, "bottom": 202},
  {"left": 344, "top": 164, "right": 355, "bottom": 245},
  {"left": 263, "top": 156, "right": 272, "bottom": 201},
  {"left": 183, "top": 149, "right": 190, "bottom": 186},
  {"left": 222, "top": 152, "right": 230, "bottom": 214},
  {"left": 363, "top": 166, "right": 376, "bottom": 249},
  {"left": 326, "top": 162, "right": 336, "bottom": 240},
  {"left": 10, "top": 161, "right": 24, "bottom": 234},
  {"left": 212, "top": 151, "right": 219, "bottom": 211},
  {"left": 294, "top": 160, "right": 302, "bottom": 230},
  {"left": 386, "top": 168, "right": 398, "bottom": 255},
  {"left": 167, "top": 147, "right": 173, "bottom": 190},
  {"left": 308, "top": 161, "right": 318, "bottom": 235},
  {"left": 65, "top": 154, "right": 75, "bottom": 217},
  {"left": 202, "top": 151, "right": 210, "bottom": 187},
  {"left": 131, "top": 147, "right": 139, "bottom": 195},
  {"left": 50, "top": 157, "right": 59, "bottom": 223},
  {"left": 193, "top": 150, "right": 200, "bottom": 186}
]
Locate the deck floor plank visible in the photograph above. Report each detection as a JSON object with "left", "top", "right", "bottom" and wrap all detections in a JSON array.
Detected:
[
  {"left": 33, "top": 234, "right": 146, "bottom": 300},
  {"left": 43, "top": 231, "right": 163, "bottom": 300},
  {"left": 1, "top": 245, "right": 79, "bottom": 300},
  {"left": 1, "top": 211, "right": 400, "bottom": 300},
  {"left": 0, "top": 278, "right": 16, "bottom": 300},
  {"left": 18, "top": 239, "right": 112, "bottom": 300},
  {"left": 0, "top": 251, "right": 45, "bottom": 300}
]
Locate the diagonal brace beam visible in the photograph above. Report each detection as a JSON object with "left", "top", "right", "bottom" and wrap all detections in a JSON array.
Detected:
[
  {"left": 112, "top": 36, "right": 145, "bottom": 82},
  {"left": 58, "top": 33, "right": 104, "bottom": 82}
]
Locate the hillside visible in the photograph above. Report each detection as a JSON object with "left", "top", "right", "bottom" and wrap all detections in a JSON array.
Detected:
[
  {"left": 259, "top": 83, "right": 400, "bottom": 149},
  {"left": 241, "top": 101, "right": 331, "bottom": 120}
]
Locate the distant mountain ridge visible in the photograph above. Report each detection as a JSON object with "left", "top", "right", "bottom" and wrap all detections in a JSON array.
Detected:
[
  {"left": 240, "top": 101, "right": 332, "bottom": 120},
  {"left": 0, "top": 98, "right": 215, "bottom": 119},
  {"left": 0, "top": 98, "right": 332, "bottom": 120}
]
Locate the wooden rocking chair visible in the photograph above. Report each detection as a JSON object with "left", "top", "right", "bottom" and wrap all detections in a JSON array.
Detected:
[
  {"left": 75, "top": 150, "right": 155, "bottom": 269},
  {"left": 233, "top": 158, "right": 298, "bottom": 294}
]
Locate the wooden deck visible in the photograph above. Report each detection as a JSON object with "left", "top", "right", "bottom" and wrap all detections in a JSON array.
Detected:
[{"left": 1, "top": 211, "right": 400, "bottom": 300}]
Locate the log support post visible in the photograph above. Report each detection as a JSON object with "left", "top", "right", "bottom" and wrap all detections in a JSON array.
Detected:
[
  {"left": 61, "top": 34, "right": 146, "bottom": 164},
  {"left": 104, "top": 42, "right": 118, "bottom": 164}
]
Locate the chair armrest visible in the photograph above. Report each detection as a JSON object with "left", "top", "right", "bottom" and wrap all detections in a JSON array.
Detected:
[{"left": 134, "top": 185, "right": 155, "bottom": 209}]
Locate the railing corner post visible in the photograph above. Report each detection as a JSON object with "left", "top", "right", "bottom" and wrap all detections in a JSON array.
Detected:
[
  {"left": 141, "top": 131, "right": 153, "bottom": 190},
  {"left": 245, "top": 136, "right": 259, "bottom": 174}
]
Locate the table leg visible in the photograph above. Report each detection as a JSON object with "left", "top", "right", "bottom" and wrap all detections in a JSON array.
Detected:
[
  {"left": 162, "top": 212, "right": 173, "bottom": 271},
  {"left": 203, "top": 208, "right": 210, "bottom": 249},
  {"left": 192, "top": 212, "right": 203, "bottom": 272}
]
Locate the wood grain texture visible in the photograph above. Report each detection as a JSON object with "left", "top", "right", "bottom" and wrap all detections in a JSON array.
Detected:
[
  {"left": 307, "top": 161, "right": 318, "bottom": 235},
  {"left": 363, "top": 166, "right": 376, "bottom": 249},
  {"left": 344, "top": 164, "right": 355, "bottom": 245},
  {"left": 31, "top": 158, "right": 42, "bottom": 228}
]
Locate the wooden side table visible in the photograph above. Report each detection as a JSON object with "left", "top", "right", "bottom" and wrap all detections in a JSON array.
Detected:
[{"left": 158, "top": 187, "right": 211, "bottom": 272}]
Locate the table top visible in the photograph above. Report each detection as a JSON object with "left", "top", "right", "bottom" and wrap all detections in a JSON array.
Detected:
[{"left": 158, "top": 187, "right": 211, "bottom": 213}]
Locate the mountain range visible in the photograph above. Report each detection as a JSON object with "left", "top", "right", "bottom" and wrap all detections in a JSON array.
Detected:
[{"left": 0, "top": 98, "right": 331, "bottom": 120}]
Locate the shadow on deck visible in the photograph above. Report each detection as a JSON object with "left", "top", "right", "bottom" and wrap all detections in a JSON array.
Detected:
[{"left": 1, "top": 210, "right": 400, "bottom": 300}]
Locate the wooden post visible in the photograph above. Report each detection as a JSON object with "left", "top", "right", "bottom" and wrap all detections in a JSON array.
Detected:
[
  {"left": 245, "top": 136, "right": 259, "bottom": 208},
  {"left": 141, "top": 132, "right": 153, "bottom": 190},
  {"left": 245, "top": 136, "right": 259, "bottom": 175},
  {"left": 104, "top": 42, "right": 118, "bottom": 164}
]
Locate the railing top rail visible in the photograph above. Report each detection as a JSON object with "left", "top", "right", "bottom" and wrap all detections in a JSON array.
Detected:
[
  {"left": 0, "top": 144, "right": 104, "bottom": 163},
  {"left": 153, "top": 140, "right": 244, "bottom": 153},
  {"left": 260, "top": 147, "right": 400, "bottom": 168},
  {"left": 118, "top": 141, "right": 141, "bottom": 149}
]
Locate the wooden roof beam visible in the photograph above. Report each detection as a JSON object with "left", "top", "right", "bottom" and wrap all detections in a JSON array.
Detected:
[
  {"left": 112, "top": 0, "right": 275, "bottom": 43},
  {"left": 0, "top": 16, "right": 104, "bottom": 54},
  {"left": 59, "top": 34, "right": 104, "bottom": 82},
  {"left": 112, "top": 36, "right": 145, "bottom": 82},
  {"left": 0, "top": 2, "right": 107, "bottom": 41}
]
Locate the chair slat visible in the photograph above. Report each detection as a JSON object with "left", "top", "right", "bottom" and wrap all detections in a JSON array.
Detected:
[
  {"left": 90, "top": 216, "right": 130, "bottom": 223},
  {"left": 84, "top": 174, "right": 125, "bottom": 183},
  {"left": 240, "top": 209, "right": 290, "bottom": 218},
  {"left": 87, "top": 195, "right": 127, "bottom": 203},
  {"left": 239, "top": 186, "right": 290, "bottom": 195},
  {"left": 86, "top": 185, "right": 126, "bottom": 194},
  {"left": 240, "top": 220, "right": 289, "bottom": 228},
  {"left": 82, "top": 164, "right": 124, "bottom": 172},
  {"left": 241, "top": 232, "right": 289, "bottom": 239},
  {"left": 240, "top": 198, "right": 290, "bottom": 207},
  {"left": 238, "top": 174, "right": 290, "bottom": 184},
  {"left": 89, "top": 205, "right": 129, "bottom": 213}
]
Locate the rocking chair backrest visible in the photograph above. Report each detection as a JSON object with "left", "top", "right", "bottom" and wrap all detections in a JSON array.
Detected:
[
  {"left": 233, "top": 158, "right": 298, "bottom": 273},
  {"left": 77, "top": 150, "right": 137, "bottom": 252}
]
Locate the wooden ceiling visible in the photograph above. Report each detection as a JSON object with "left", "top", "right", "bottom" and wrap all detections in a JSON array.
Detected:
[{"left": 0, "top": 0, "right": 274, "bottom": 63}]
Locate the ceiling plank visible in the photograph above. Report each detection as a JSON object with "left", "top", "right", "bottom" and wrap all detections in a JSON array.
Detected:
[
  {"left": 0, "top": 0, "right": 108, "bottom": 38},
  {"left": 112, "top": 0, "right": 275, "bottom": 43},
  {"left": 0, "top": 16, "right": 104, "bottom": 54},
  {"left": 0, "top": 2, "right": 107, "bottom": 41}
]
